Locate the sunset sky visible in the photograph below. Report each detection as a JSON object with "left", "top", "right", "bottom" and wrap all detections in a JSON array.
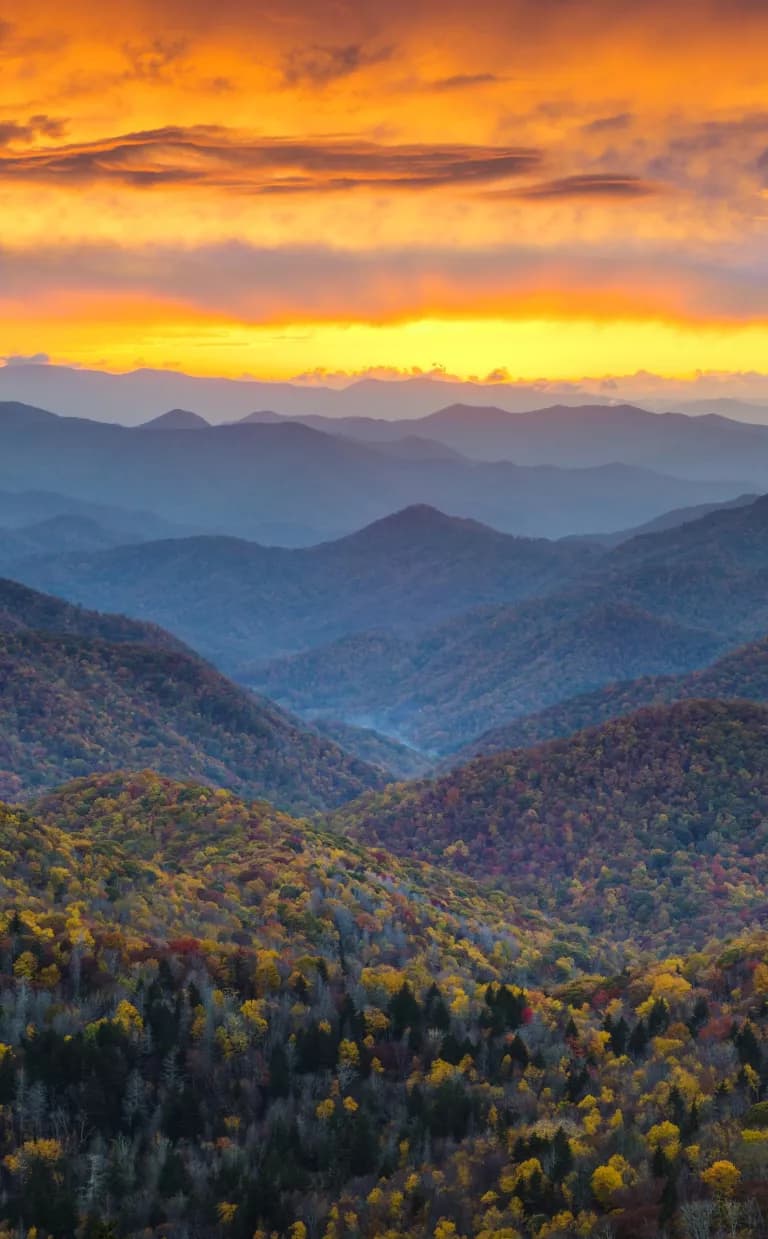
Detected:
[{"left": 3, "top": 0, "right": 768, "bottom": 382}]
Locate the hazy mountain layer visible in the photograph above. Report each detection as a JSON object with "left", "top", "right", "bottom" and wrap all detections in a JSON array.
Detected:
[
  {"left": 0, "top": 401, "right": 748, "bottom": 542},
  {"left": 251, "top": 494, "right": 768, "bottom": 749},
  {"left": 9, "top": 505, "right": 598, "bottom": 666}
]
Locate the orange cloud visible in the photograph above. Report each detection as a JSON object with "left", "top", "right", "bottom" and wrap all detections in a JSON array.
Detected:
[{"left": 2, "top": 0, "right": 768, "bottom": 378}]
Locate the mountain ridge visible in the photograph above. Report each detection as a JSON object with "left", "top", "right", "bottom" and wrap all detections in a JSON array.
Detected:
[{"left": 0, "top": 399, "right": 751, "bottom": 542}]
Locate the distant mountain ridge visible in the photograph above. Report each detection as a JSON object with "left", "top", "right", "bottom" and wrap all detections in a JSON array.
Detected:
[
  {"left": 246, "top": 400, "right": 768, "bottom": 483},
  {"left": 0, "top": 400, "right": 747, "bottom": 542},
  {"left": 0, "top": 487, "right": 195, "bottom": 540},
  {"left": 0, "top": 362, "right": 613, "bottom": 423}
]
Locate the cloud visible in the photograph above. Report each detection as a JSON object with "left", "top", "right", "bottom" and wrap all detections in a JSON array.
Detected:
[
  {"left": 0, "top": 125, "right": 542, "bottom": 192},
  {"left": 121, "top": 38, "right": 188, "bottom": 81},
  {"left": 429, "top": 73, "right": 505, "bottom": 91},
  {"left": 282, "top": 42, "right": 393, "bottom": 85},
  {"left": 515, "top": 174, "right": 661, "bottom": 199},
  {"left": 3, "top": 237, "right": 768, "bottom": 327},
  {"left": 644, "top": 113, "right": 768, "bottom": 196},
  {"left": 582, "top": 113, "right": 633, "bottom": 133},
  {"left": 0, "top": 115, "right": 67, "bottom": 146}
]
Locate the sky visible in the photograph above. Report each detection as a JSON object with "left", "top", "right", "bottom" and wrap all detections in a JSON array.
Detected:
[{"left": 3, "top": 0, "right": 768, "bottom": 383}]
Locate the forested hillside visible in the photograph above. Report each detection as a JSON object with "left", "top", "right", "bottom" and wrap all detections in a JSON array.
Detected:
[
  {"left": 331, "top": 700, "right": 768, "bottom": 950},
  {"left": 0, "top": 770, "right": 765, "bottom": 1238},
  {"left": 457, "top": 633, "right": 768, "bottom": 759},
  {"left": 0, "top": 580, "right": 381, "bottom": 811},
  {"left": 254, "top": 602, "right": 723, "bottom": 751}
]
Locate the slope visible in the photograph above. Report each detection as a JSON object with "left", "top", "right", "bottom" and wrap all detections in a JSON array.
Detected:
[
  {"left": 0, "top": 579, "right": 380, "bottom": 811},
  {"left": 331, "top": 699, "right": 768, "bottom": 951},
  {"left": 453, "top": 631, "right": 768, "bottom": 760},
  {"left": 252, "top": 600, "right": 724, "bottom": 751},
  {"left": 566, "top": 492, "right": 758, "bottom": 548}
]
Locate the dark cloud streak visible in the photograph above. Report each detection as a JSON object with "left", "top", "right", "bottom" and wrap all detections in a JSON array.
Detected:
[
  {"left": 0, "top": 115, "right": 67, "bottom": 147},
  {"left": 514, "top": 174, "right": 661, "bottom": 199},
  {"left": 0, "top": 125, "right": 542, "bottom": 192}
]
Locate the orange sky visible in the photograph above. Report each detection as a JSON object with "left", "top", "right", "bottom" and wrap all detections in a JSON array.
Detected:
[{"left": 2, "top": 0, "right": 768, "bottom": 380}]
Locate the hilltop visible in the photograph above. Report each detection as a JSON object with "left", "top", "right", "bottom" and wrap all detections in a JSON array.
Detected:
[{"left": 10, "top": 505, "right": 597, "bottom": 666}]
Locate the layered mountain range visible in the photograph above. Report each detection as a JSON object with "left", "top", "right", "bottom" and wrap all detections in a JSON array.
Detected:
[
  {"left": 0, "top": 399, "right": 757, "bottom": 543},
  {"left": 3, "top": 384, "right": 768, "bottom": 1238}
]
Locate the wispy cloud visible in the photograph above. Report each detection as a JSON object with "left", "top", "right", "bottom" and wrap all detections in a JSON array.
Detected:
[
  {"left": 429, "top": 73, "right": 505, "bottom": 92},
  {"left": 515, "top": 174, "right": 661, "bottom": 200},
  {"left": 282, "top": 42, "right": 393, "bottom": 86},
  {"left": 0, "top": 125, "right": 542, "bottom": 192}
]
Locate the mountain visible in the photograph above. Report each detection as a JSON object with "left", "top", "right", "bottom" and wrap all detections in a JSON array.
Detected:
[
  {"left": 331, "top": 698, "right": 768, "bottom": 951},
  {"left": 0, "top": 514, "right": 126, "bottom": 568},
  {"left": 453, "top": 629, "right": 768, "bottom": 760},
  {"left": 139, "top": 408, "right": 210, "bottom": 430},
  {"left": 364, "top": 434, "right": 468, "bottom": 462},
  {"left": 0, "top": 399, "right": 59, "bottom": 426},
  {"left": 407, "top": 401, "right": 768, "bottom": 478},
  {"left": 250, "top": 493, "right": 768, "bottom": 750},
  {"left": 0, "top": 401, "right": 749, "bottom": 542},
  {"left": 0, "top": 578, "right": 380, "bottom": 810},
  {"left": 253, "top": 600, "right": 723, "bottom": 751},
  {"left": 671, "top": 397, "right": 768, "bottom": 423},
  {"left": 254, "top": 401, "right": 768, "bottom": 483},
  {"left": 566, "top": 492, "right": 758, "bottom": 547},
  {"left": 0, "top": 487, "right": 196, "bottom": 540},
  {"left": 0, "top": 361, "right": 611, "bottom": 423},
  {"left": 8, "top": 506, "right": 599, "bottom": 667}
]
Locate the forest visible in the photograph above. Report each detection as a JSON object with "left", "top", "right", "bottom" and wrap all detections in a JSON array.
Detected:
[{"left": 0, "top": 771, "right": 762, "bottom": 1237}]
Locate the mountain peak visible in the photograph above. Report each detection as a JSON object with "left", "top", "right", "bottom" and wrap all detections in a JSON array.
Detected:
[
  {"left": 339, "top": 504, "right": 499, "bottom": 548},
  {"left": 139, "top": 408, "right": 210, "bottom": 430}
]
